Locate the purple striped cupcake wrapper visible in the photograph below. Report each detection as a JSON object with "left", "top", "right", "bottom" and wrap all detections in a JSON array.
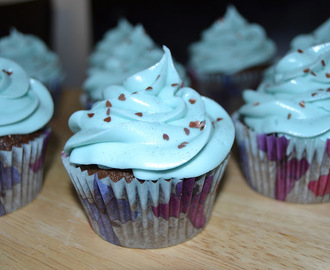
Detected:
[
  {"left": 0, "top": 128, "right": 51, "bottom": 216},
  {"left": 233, "top": 112, "right": 330, "bottom": 203},
  {"left": 61, "top": 153, "right": 230, "bottom": 248}
]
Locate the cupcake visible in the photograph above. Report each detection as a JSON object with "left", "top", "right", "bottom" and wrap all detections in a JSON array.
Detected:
[
  {"left": 0, "top": 29, "right": 64, "bottom": 111},
  {"left": 82, "top": 19, "right": 189, "bottom": 109},
  {"left": 62, "top": 46, "right": 234, "bottom": 248},
  {"left": 188, "top": 5, "right": 276, "bottom": 114},
  {"left": 290, "top": 18, "right": 330, "bottom": 51},
  {"left": 0, "top": 57, "right": 54, "bottom": 216},
  {"left": 233, "top": 42, "right": 330, "bottom": 203}
]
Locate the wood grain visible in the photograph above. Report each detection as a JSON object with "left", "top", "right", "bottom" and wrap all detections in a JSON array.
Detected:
[{"left": 0, "top": 89, "right": 329, "bottom": 270}]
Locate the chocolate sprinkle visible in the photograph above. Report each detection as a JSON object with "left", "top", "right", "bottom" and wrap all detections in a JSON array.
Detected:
[
  {"left": 299, "top": 101, "right": 305, "bottom": 108},
  {"left": 2, "top": 69, "right": 12, "bottom": 76},
  {"left": 311, "top": 92, "right": 317, "bottom": 96},
  {"left": 217, "top": 118, "right": 223, "bottom": 122},
  {"left": 303, "top": 68, "right": 310, "bottom": 73},
  {"left": 87, "top": 113, "right": 94, "bottom": 118},
  {"left": 163, "top": 134, "right": 169, "bottom": 141},
  {"left": 106, "top": 108, "right": 110, "bottom": 115},
  {"left": 184, "top": 128, "right": 190, "bottom": 135},
  {"left": 327, "top": 88, "right": 330, "bottom": 92},
  {"left": 104, "top": 116, "right": 111, "bottom": 122},
  {"left": 118, "top": 94, "right": 126, "bottom": 101},
  {"left": 106, "top": 100, "right": 112, "bottom": 107},
  {"left": 171, "top": 83, "right": 179, "bottom": 87},
  {"left": 189, "top": 99, "right": 196, "bottom": 104},
  {"left": 311, "top": 71, "right": 317, "bottom": 76},
  {"left": 156, "top": 75, "right": 160, "bottom": 80},
  {"left": 326, "top": 73, "right": 330, "bottom": 78},
  {"left": 321, "top": 60, "right": 326, "bottom": 66},
  {"left": 287, "top": 113, "right": 291, "bottom": 119},
  {"left": 200, "top": 121, "right": 205, "bottom": 131},
  {"left": 135, "top": 112, "right": 143, "bottom": 117},
  {"left": 146, "top": 86, "right": 153, "bottom": 90},
  {"left": 254, "top": 102, "right": 260, "bottom": 106},
  {"left": 297, "top": 49, "right": 303, "bottom": 53},
  {"left": 189, "top": 121, "right": 200, "bottom": 128},
  {"left": 178, "top": 142, "right": 188, "bottom": 149}
]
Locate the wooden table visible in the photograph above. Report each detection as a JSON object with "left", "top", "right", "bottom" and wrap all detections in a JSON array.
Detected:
[{"left": 1, "top": 89, "right": 329, "bottom": 270}]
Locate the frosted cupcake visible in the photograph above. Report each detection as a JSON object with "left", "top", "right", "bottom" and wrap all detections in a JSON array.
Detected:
[
  {"left": 62, "top": 46, "right": 234, "bottom": 248},
  {"left": 233, "top": 42, "right": 330, "bottom": 203},
  {"left": 83, "top": 19, "right": 188, "bottom": 109},
  {"left": 0, "top": 29, "right": 64, "bottom": 110},
  {"left": 290, "top": 18, "right": 330, "bottom": 51},
  {"left": 0, "top": 58, "right": 54, "bottom": 215},
  {"left": 188, "top": 5, "right": 276, "bottom": 114}
]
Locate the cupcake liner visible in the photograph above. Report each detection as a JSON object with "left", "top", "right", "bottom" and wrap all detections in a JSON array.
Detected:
[
  {"left": 188, "top": 68, "right": 264, "bottom": 115},
  {"left": 233, "top": 112, "right": 330, "bottom": 203},
  {"left": 0, "top": 128, "right": 51, "bottom": 216},
  {"left": 61, "top": 153, "right": 230, "bottom": 248}
]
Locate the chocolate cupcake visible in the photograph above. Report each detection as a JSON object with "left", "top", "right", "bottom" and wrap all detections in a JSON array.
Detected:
[
  {"left": 0, "top": 57, "right": 53, "bottom": 215},
  {"left": 188, "top": 5, "right": 276, "bottom": 114},
  {"left": 62, "top": 46, "right": 234, "bottom": 248},
  {"left": 233, "top": 42, "right": 330, "bottom": 203}
]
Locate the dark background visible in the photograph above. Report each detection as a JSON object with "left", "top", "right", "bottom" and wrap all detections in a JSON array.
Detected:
[
  {"left": 90, "top": 0, "right": 330, "bottom": 64},
  {"left": 0, "top": 0, "right": 329, "bottom": 69}
]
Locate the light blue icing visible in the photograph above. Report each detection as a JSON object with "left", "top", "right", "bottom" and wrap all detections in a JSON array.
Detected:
[
  {"left": 0, "top": 58, "right": 54, "bottom": 136},
  {"left": 66, "top": 46, "right": 234, "bottom": 180},
  {"left": 189, "top": 5, "right": 276, "bottom": 74},
  {"left": 84, "top": 19, "right": 188, "bottom": 101},
  {"left": 0, "top": 29, "right": 64, "bottom": 84},
  {"left": 239, "top": 42, "right": 330, "bottom": 140},
  {"left": 291, "top": 18, "right": 330, "bottom": 50}
]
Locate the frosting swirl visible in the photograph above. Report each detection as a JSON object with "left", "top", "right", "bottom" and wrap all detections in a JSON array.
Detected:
[
  {"left": 290, "top": 18, "right": 330, "bottom": 51},
  {"left": 0, "top": 58, "right": 54, "bottom": 136},
  {"left": 189, "top": 5, "right": 276, "bottom": 74},
  {"left": 239, "top": 43, "right": 330, "bottom": 140},
  {"left": 84, "top": 19, "right": 188, "bottom": 101},
  {"left": 66, "top": 47, "right": 234, "bottom": 180},
  {"left": 0, "top": 29, "right": 64, "bottom": 84}
]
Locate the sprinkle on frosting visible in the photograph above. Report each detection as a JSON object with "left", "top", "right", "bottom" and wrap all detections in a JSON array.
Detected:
[
  {"left": 217, "top": 118, "right": 223, "bottom": 121},
  {"left": 303, "top": 68, "right": 310, "bottom": 73},
  {"left": 171, "top": 83, "right": 178, "bottom": 87},
  {"left": 184, "top": 128, "right": 190, "bottom": 135},
  {"left": 299, "top": 101, "right": 305, "bottom": 108},
  {"left": 298, "top": 49, "right": 304, "bottom": 53},
  {"left": 88, "top": 113, "right": 94, "bottom": 118},
  {"left": 163, "top": 134, "right": 169, "bottom": 141},
  {"left": 326, "top": 73, "right": 330, "bottom": 78},
  {"left": 135, "top": 112, "right": 143, "bottom": 117},
  {"left": 146, "top": 86, "right": 153, "bottom": 90},
  {"left": 287, "top": 113, "right": 292, "bottom": 119},
  {"left": 118, "top": 93, "right": 126, "bottom": 101},
  {"left": 106, "top": 108, "right": 110, "bottom": 115},
  {"left": 106, "top": 100, "right": 112, "bottom": 107},
  {"left": 321, "top": 60, "right": 325, "bottom": 66},
  {"left": 189, "top": 99, "right": 196, "bottom": 104},
  {"left": 104, "top": 116, "right": 111, "bottom": 122},
  {"left": 2, "top": 69, "right": 12, "bottom": 76},
  {"left": 178, "top": 142, "right": 188, "bottom": 149}
]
